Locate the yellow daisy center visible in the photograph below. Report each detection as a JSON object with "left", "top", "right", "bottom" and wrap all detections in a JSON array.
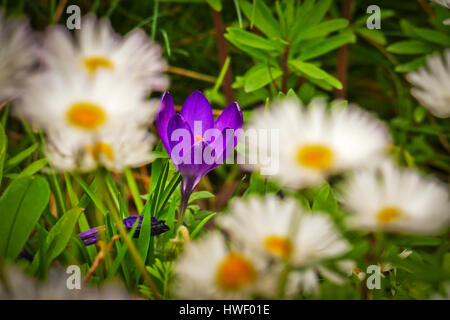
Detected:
[
  {"left": 376, "top": 206, "right": 403, "bottom": 224},
  {"left": 216, "top": 253, "right": 257, "bottom": 291},
  {"left": 66, "top": 102, "right": 106, "bottom": 130},
  {"left": 87, "top": 142, "right": 114, "bottom": 161},
  {"left": 83, "top": 56, "right": 114, "bottom": 75},
  {"left": 264, "top": 235, "right": 292, "bottom": 259},
  {"left": 296, "top": 144, "right": 334, "bottom": 170}
]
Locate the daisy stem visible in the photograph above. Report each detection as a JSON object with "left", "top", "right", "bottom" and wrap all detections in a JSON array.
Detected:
[{"left": 276, "top": 262, "right": 291, "bottom": 300}]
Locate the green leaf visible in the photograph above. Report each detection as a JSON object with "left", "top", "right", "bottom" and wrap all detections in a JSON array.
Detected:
[
  {"left": 206, "top": 0, "right": 221, "bottom": 11},
  {"left": 289, "top": 60, "right": 342, "bottom": 89},
  {"left": 353, "top": 9, "right": 395, "bottom": 27},
  {"left": 149, "top": 150, "right": 169, "bottom": 160},
  {"left": 17, "top": 158, "right": 48, "bottom": 178},
  {"left": 299, "top": 31, "right": 355, "bottom": 60},
  {"left": 244, "top": 63, "right": 282, "bottom": 92},
  {"left": 302, "top": 0, "right": 332, "bottom": 26},
  {"left": 226, "top": 27, "right": 285, "bottom": 52},
  {"left": 356, "top": 28, "right": 386, "bottom": 45},
  {"left": 395, "top": 56, "right": 426, "bottom": 72},
  {"left": 0, "top": 176, "right": 50, "bottom": 259},
  {"left": 387, "top": 40, "right": 434, "bottom": 55},
  {"left": 292, "top": 19, "right": 349, "bottom": 44},
  {"left": 4, "top": 143, "right": 38, "bottom": 170},
  {"left": 225, "top": 34, "right": 268, "bottom": 62},
  {"left": 188, "top": 191, "right": 215, "bottom": 204},
  {"left": 191, "top": 212, "right": 216, "bottom": 239},
  {"left": 289, "top": 60, "right": 324, "bottom": 78},
  {"left": 46, "top": 207, "right": 82, "bottom": 262},
  {"left": 107, "top": 217, "right": 140, "bottom": 280},
  {"left": 240, "top": 0, "right": 282, "bottom": 38},
  {"left": 413, "top": 27, "right": 450, "bottom": 46},
  {"left": 0, "top": 122, "right": 6, "bottom": 185}
]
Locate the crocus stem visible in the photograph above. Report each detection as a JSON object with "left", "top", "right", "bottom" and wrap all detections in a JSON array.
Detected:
[
  {"left": 176, "top": 189, "right": 190, "bottom": 232},
  {"left": 176, "top": 178, "right": 195, "bottom": 231}
]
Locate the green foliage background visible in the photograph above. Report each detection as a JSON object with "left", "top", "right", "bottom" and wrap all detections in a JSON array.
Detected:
[{"left": 0, "top": 0, "right": 449, "bottom": 300}]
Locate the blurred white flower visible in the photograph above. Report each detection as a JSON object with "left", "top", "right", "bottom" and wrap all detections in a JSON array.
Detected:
[
  {"left": 41, "top": 14, "right": 168, "bottom": 92},
  {"left": 17, "top": 69, "right": 155, "bottom": 135},
  {"left": 44, "top": 126, "right": 155, "bottom": 172},
  {"left": 342, "top": 160, "right": 450, "bottom": 235},
  {"left": 407, "top": 50, "right": 450, "bottom": 118},
  {"left": 0, "top": 266, "right": 134, "bottom": 300},
  {"left": 15, "top": 69, "right": 157, "bottom": 171},
  {"left": 245, "top": 98, "right": 390, "bottom": 189},
  {"left": 219, "top": 196, "right": 350, "bottom": 297},
  {"left": 0, "top": 11, "right": 36, "bottom": 101},
  {"left": 219, "top": 195, "right": 350, "bottom": 266},
  {"left": 174, "top": 232, "right": 275, "bottom": 299}
]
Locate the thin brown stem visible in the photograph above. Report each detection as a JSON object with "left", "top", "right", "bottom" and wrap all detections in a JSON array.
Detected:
[
  {"left": 335, "top": 0, "right": 353, "bottom": 100},
  {"left": 167, "top": 66, "right": 216, "bottom": 83},
  {"left": 211, "top": 9, "right": 234, "bottom": 105},
  {"left": 418, "top": 0, "right": 435, "bottom": 18},
  {"left": 282, "top": 45, "right": 290, "bottom": 94}
]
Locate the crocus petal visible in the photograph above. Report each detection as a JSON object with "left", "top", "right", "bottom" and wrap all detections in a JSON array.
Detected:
[
  {"left": 156, "top": 91, "right": 176, "bottom": 155},
  {"left": 180, "top": 90, "right": 214, "bottom": 135},
  {"left": 214, "top": 101, "right": 243, "bottom": 134},
  {"left": 177, "top": 141, "right": 213, "bottom": 187},
  {"left": 167, "top": 114, "right": 194, "bottom": 169},
  {"left": 210, "top": 128, "right": 238, "bottom": 169}
]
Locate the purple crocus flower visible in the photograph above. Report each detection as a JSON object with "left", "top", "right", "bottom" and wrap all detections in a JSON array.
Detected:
[
  {"left": 78, "top": 215, "right": 169, "bottom": 246},
  {"left": 156, "top": 91, "right": 243, "bottom": 218}
]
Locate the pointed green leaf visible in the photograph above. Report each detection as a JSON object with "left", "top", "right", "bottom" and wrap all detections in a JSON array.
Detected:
[
  {"left": 240, "top": 0, "right": 282, "bottom": 38},
  {"left": 0, "top": 176, "right": 50, "bottom": 259},
  {"left": 46, "top": 207, "right": 82, "bottom": 262},
  {"left": 387, "top": 40, "right": 435, "bottom": 55}
]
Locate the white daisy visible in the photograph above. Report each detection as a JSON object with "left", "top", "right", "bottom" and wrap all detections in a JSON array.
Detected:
[
  {"left": 244, "top": 98, "right": 390, "bottom": 189},
  {"left": 407, "top": 50, "right": 450, "bottom": 118},
  {"left": 219, "top": 195, "right": 350, "bottom": 267},
  {"left": 341, "top": 160, "right": 450, "bottom": 235},
  {"left": 219, "top": 196, "right": 350, "bottom": 297},
  {"left": 44, "top": 126, "right": 155, "bottom": 172},
  {"left": 0, "top": 11, "right": 36, "bottom": 101},
  {"left": 174, "top": 232, "right": 275, "bottom": 299},
  {"left": 17, "top": 68, "right": 155, "bottom": 134},
  {"left": 41, "top": 14, "right": 168, "bottom": 92},
  {"left": 15, "top": 68, "right": 157, "bottom": 172}
]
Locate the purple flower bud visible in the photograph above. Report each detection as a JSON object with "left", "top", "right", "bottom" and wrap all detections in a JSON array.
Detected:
[{"left": 78, "top": 215, "right": 169, "bottom": 246}]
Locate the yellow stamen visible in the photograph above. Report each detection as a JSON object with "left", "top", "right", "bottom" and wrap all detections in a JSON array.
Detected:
[
  {"left": 66, "top": 102, "right": 106, "bottom": 130},
  {"left": 376, "top": 206, "right": 402, "bottom": 224},
  {"left": 194, "top": 135, "right": 204, "bottom": 143},
  {"left": 296, "top": 144, "right": 334, "bottom": 170},
  {"left": 216, "top": 253, "right": 257, "bottom": 291},
  {"left": 264, "top": 235, "right": 293, "bottom": 259},
  {"left": 87, "top": 142, "right": 114, "bottom": 161},
  {"left": 83, "top": 56, "right": 114, "bottom": 75}
]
